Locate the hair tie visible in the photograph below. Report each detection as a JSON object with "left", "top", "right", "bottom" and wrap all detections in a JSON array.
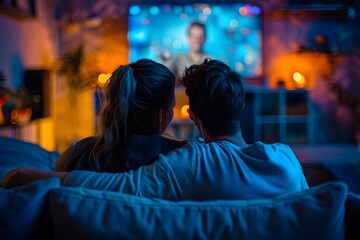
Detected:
[{"left": 204, "top": 58, "right": 212, "bottom": 64}]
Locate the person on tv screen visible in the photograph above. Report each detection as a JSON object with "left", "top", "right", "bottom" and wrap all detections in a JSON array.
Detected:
[
  {"left": 169, "top": 20, "right": 212, "bottom": 85},
  {"left": 2, "top": 59, "right": 309, "bottom": 202}
]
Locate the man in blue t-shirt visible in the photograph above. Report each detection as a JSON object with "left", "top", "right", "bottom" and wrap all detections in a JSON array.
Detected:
[{"left": 2, "top": 59, "right": 308, "bottom": 200}]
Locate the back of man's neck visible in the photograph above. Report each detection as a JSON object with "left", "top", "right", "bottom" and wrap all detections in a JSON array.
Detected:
[{"left": 203, "top": 131, "right": 248, "bottom": 148}]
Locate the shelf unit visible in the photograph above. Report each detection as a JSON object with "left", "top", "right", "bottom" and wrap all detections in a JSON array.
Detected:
[{"left": 246, "top": 87, "right": 314, "bottom": 145}]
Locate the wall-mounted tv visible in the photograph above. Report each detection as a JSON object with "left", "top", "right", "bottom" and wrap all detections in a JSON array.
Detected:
[{"left": 128, "top": 3, "right": 263, "bottom": 80}]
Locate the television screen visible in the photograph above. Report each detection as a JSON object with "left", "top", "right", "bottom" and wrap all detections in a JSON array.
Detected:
[{"left": 128, "top": 3, "right": 263, "bottom": 79}]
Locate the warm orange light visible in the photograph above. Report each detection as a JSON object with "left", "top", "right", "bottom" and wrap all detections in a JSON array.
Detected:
[
  {"left": 180, "top": 105, "right": 189, "bottom": 119},
  {"left": 293, "top": 72, "right": 302, "bottom": 82},
  {"left": 11, "top": 108, "right": 18, "bottom": 124},
  {"left": 97, "top": 73, "right": 111, "bottom": 87},
  {"left": 173, "top": 107, "right": 179, "bottom": 119},
  {"left": 293, "top": 72, "right": 306, "bottom": 87},
  {"left": 269, "top": 52, "right": 338, "bottom": 90}
]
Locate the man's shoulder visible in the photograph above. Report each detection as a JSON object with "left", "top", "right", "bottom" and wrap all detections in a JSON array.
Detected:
[
  {"left": 267, "top": 142, "right": 293, "bottom": 151},
  {"left": 164, "top": 141, "right": 234, "bottom": 159},
  {"left": 241, "top": 141, "right": 295, "bottom": 159},
  {"left": 250, "top": 141, "right": 291, "bottom": 150}
]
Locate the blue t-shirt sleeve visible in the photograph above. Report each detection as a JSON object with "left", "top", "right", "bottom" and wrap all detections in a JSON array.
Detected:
[
  {"left": 280, "top": 143, "right": 309, "bottom": 190},
  {"left": 63, "top": 143, "right": 196, "bottom": 200}
]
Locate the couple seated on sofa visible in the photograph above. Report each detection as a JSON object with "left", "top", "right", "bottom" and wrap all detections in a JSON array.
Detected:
[{"left": 2, "top": 58, "right": 308, "bottom": 200}]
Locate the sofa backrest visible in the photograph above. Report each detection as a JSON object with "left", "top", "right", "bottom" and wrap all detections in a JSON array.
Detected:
[
  {"left": 0, "top": 177, "right": 60, "bottom": 239},
  {"left": 49, "top": 181, "right": 348, "bottom": 240}
]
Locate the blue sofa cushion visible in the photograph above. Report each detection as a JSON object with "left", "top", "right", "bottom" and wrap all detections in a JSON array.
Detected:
[
  {"left": 0, "top": 136, "right": 60, "bottom": 182},
  {"left": 0, "top": 177, "right": 60, "bottom": 239},
  {"left": 49, "top": 181, "right": 347, "bottom": 240}
]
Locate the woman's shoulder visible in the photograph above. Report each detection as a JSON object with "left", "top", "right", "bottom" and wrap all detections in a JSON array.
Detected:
[
  {"left": 71, "top": 136, "right": 97, "bottom": 158},
  {"left": 75, "top": 136, "right": 96, "bottom": 146},
  {"left": 159, "top": 133, "right": 188, "bottom": 154}
]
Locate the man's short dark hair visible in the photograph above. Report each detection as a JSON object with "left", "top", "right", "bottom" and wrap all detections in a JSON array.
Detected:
[{"left": 183, "top": 59, "right": 246, "bottom": 137}]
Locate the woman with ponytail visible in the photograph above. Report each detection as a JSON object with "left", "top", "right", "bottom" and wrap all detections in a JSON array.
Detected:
[{"left": 55, "top": 59, "right": 187, "bottom": 173}]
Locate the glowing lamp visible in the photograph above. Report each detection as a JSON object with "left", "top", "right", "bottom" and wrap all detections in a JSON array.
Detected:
[
  {"left": 98, "top": 73, "right": 111, "bottom": 87},
  {"left": 293, "top": 72, "right": 306, "bottom": 88},
  {"left": 181, "top": 105, "right": 189, "bottom": 119}
]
